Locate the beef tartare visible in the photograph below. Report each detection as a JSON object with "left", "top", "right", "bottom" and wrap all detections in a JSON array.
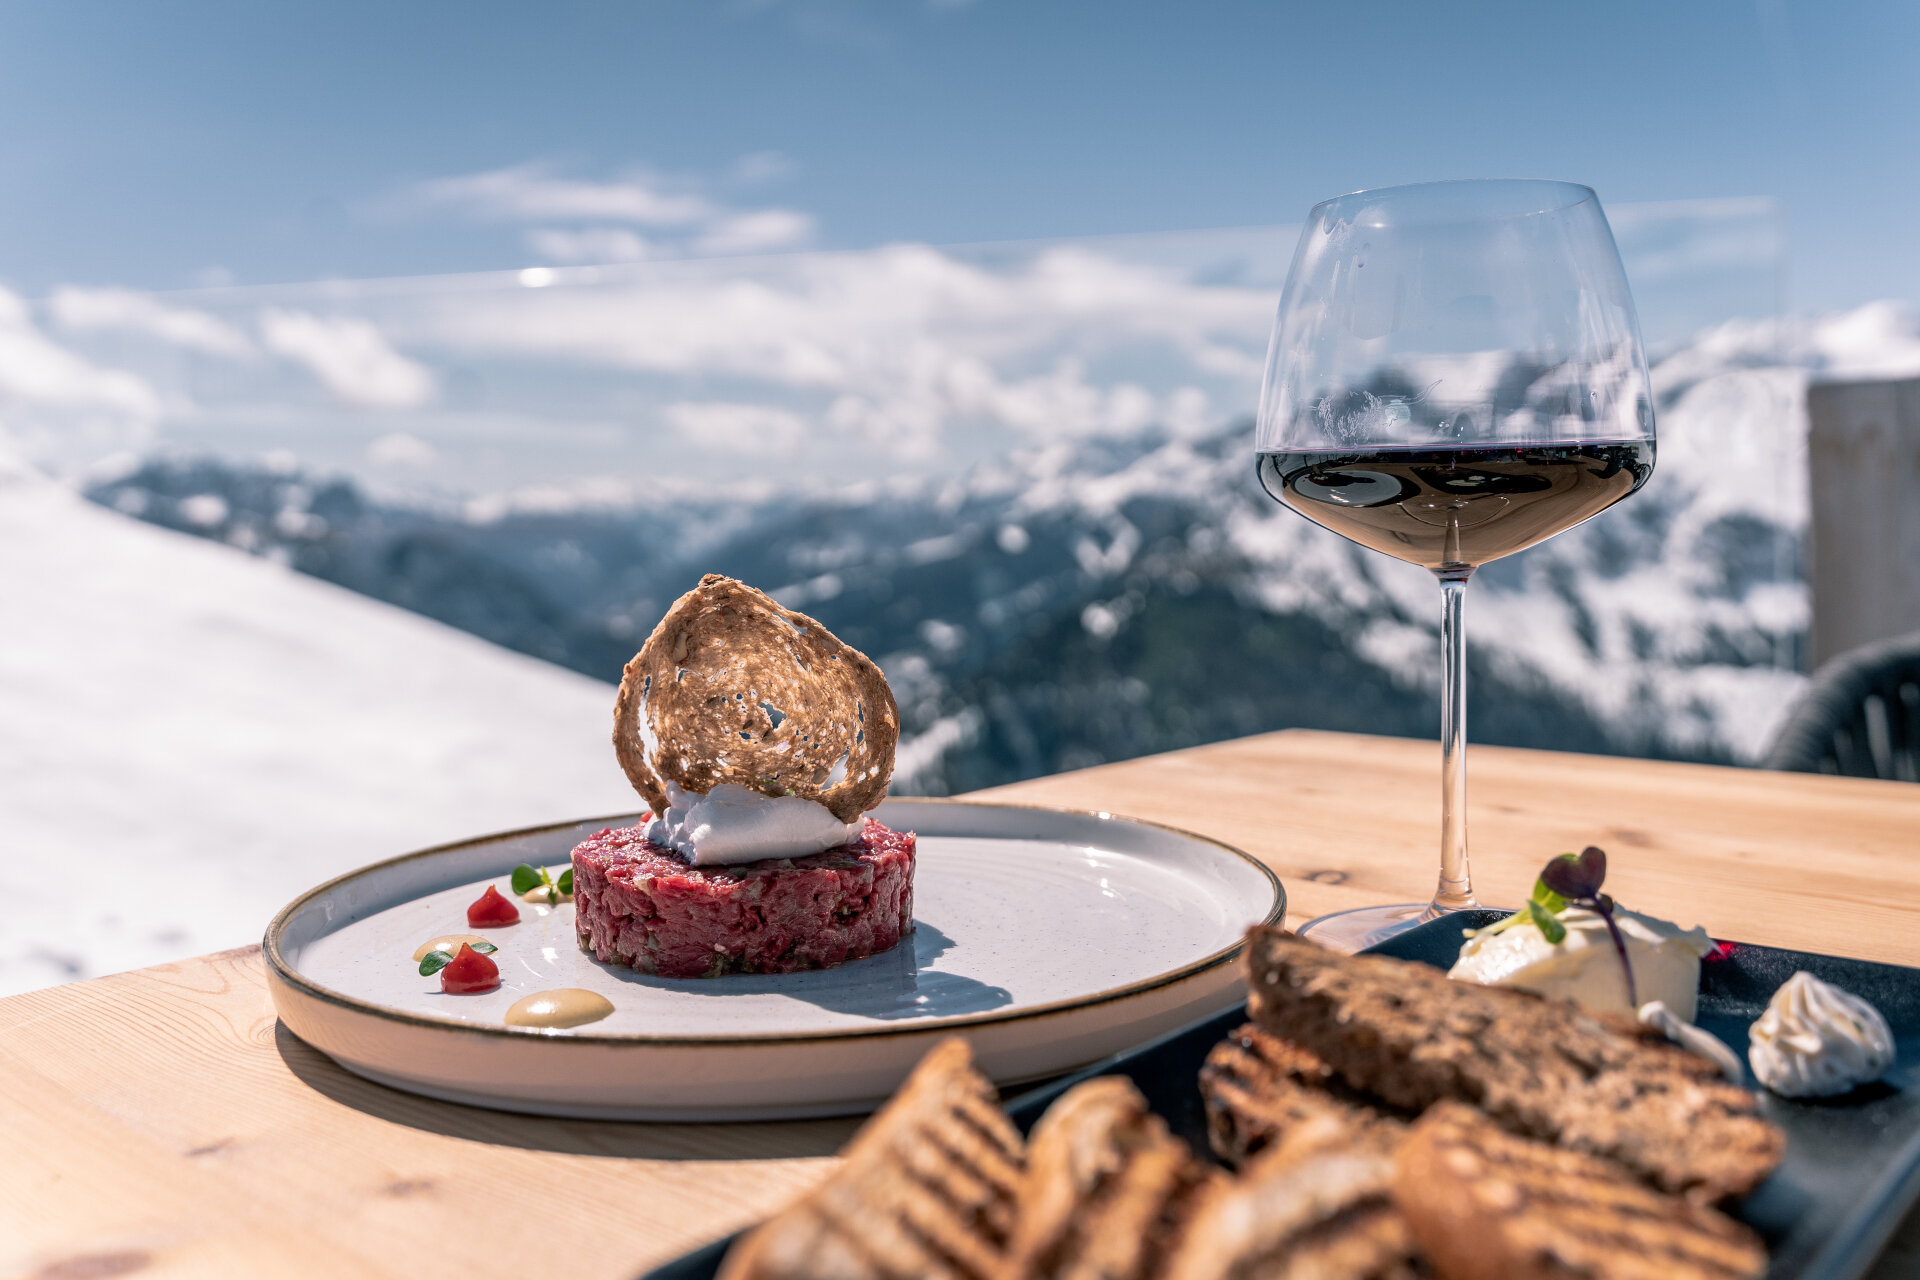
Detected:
[{"left": 572, "top": 817, "right": 915, "bottom": 978}]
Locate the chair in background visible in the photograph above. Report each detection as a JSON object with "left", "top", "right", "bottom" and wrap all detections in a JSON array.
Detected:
[{"left": 1765, "top": 629, "right": 1920, "bottom": 781}]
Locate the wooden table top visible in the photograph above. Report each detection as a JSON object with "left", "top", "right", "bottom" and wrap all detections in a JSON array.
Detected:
[{"left": 7, "top": 728, "right": 1920, "bottom": 1280}]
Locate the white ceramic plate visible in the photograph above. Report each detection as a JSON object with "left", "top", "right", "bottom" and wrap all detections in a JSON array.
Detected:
[{"left": 265, "top": 799, "right": 1283, "bottom": 1120}]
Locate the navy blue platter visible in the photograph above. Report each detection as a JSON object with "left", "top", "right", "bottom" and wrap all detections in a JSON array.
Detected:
[{"left": 643, "top": 912, "right": 1920, "bottom": 1280}]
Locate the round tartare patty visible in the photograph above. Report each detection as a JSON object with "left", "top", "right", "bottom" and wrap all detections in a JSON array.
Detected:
[{"left": 570, "top": 818, "right": 916, "bottom": 978}]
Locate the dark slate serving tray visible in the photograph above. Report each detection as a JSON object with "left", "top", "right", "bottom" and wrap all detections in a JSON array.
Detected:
[{"left": 644, "top": 913, "right": 1920, "bottom": 1280}]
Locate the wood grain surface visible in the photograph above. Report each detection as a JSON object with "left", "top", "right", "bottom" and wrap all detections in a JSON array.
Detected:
[{"left": 6, "top": 728, "right": 1920, "bottom": 1280}]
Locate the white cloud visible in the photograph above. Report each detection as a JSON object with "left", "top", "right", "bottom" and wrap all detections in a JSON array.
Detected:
[
  {"left": 47, "top": 287, "right": 255, "bottom": 359},
  {"left": 694, "top": 209, "right": 816, "bottom": 255},
  {"left": 663, "top": 401, "right": 811, "bottom": 454},
  {"left": 367, "top": 432, "right": 437, "bottom": 467},
  {"left": 380, "top": 240, "right": 1268, "bottom": 454},
  {"left": 395, "top": 161, "right": 814, "bottom": 261},
  {"left": 260, "top": 310, "right": 436, "bottom": 409},
  {"left": 399, "top": 163, "right": 715, "bottom": 227},
  {"left": 0, "top": 287, "right": 163, "bottom": 433},
  {"left": 525, "top": 227, "right": 654, "bottom": 264}
]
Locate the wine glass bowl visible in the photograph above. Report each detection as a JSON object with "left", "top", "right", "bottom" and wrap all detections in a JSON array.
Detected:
[{"left": 1255, "top": 180, "right": 1655, "bottom": 951}]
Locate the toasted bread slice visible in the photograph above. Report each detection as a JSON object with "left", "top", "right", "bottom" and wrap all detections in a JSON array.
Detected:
[
  {"left": 1200, "top": 1024, "right": 1405, "bottom": 1167},
  {"left": 718, "top": 1038, "right": 1024, "bottom": 1280},
  {"left": 1243, "top": 928, "right": 1783, "bottom": 1202},
  {"left": 1165, "top": 1122, "right": 1421, "bottom": 1280},
  {"left": 1393, "top": 1102, "right": 1765, "bottom": 1280},
  {"left": 1002, "top": 1076, "right": 1221, "bottom": 1280}
]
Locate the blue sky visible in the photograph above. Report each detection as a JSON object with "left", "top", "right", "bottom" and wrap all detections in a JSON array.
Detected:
[{"left": 0, "top": 0, "right": 1914, "bottom": 311}]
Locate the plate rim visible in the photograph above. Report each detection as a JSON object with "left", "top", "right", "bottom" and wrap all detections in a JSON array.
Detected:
[{"left": 263, "top": 797, "right": 1285, "bottom": 1048}]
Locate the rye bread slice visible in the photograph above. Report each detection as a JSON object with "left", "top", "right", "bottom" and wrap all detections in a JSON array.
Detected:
[
  {"left": 717, "top": 1039, "right": 1023, "bottom": 1280},
  {"left": 1393, "top": 1102, "right": 1766, "bottom": 1280},
  {"left": 1243, "top": 927, "right": 1783, "bottom": 1203},
  {"left": 1200, "top": 1024, "right": 1406, "bottom": 1167},
  {"left": 1003, "top": 1076, "right": 1221, "bottom": 1280}
]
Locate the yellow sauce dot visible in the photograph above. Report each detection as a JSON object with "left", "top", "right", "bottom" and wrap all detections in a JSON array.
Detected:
[
  {"left": 412, "top": 933, "right": 494, "bottom": 962},
  {"left": 504, "top": 989, "right": 614, "bottom": 1029}
]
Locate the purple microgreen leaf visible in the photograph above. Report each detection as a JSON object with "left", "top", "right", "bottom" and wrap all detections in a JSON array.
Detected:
[{"left": 1540, "top": 846, "right": 1606, "bottom": 900}]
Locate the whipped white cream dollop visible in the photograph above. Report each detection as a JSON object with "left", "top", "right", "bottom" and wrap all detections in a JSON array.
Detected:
[
  {"left": 1449, "top": 905, "right": 1716, "bottom": 1021},
  {"left": 1748, "top": 971, "right": 1894, "bottom": 1098},
  {"left": 647, "top": 780, "right": 863, "bottom": 867}
]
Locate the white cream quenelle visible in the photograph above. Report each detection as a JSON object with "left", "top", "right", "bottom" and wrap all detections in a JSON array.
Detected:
[
  {"left": 1749, "top": 971, "right": 1895, "bottom": 1098},
  {"left": 646, "top": 780, "right": 864, "bottom": 867}
]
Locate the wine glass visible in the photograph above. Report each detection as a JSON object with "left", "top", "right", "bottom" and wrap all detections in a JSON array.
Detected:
[{"left": 1254, "top": 179, "right": 1655, "bottom": 951}]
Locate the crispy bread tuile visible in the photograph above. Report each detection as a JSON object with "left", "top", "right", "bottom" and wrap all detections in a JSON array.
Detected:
[
  {"left": 1393, "top": 1102, "right": 1766, "bottom": 1280},
  {"left": 718, "top": 1038, "right": 1024, "bottom": 1280},
  {"left": 1242, "top": 927, "right": 1784, "bottom": 1203},
  {"left": 1003, "top": 1076, "right": 1221, "bottom": 1280},
  {"left": 615, "top": 574, "right": 900, "bottom": 823}
]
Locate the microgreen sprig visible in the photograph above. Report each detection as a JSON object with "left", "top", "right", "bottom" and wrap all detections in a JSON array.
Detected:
[
  {"left": 1469, "top": 845, "right": 1637, "bottom": 1007},
  {"left": 419, "top": 940, "right": 496, "bottom": 976},
  {"left": 511, "top": 863, "right": 574, "bottom": 905}
]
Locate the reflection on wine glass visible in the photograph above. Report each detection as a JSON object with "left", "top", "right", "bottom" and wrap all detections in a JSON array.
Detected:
[{"left": 1254, "top": 180, "right": 1655, "bottom": 952}]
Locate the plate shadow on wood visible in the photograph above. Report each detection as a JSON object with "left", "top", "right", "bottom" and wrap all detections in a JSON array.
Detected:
[{"left": 272, "top": 1022, "right": 860, "bottom": 1160}]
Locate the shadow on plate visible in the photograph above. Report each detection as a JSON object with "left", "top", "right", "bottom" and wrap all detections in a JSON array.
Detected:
[
  {"left": 273, "top": 1021, "right": 861, "bottom": 1159},
  {"left": 600, "top": 922, "right": 1015, "bottom": 1020}
]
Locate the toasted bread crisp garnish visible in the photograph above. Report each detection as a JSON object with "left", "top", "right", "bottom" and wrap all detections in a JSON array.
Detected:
[
  {"left": 1004, "top": 1076, "right": 1221, "bottom": 1280},
  {"left": 717, "top": 1038, "right": 1023, "bottom": 1280},
  {"left": 1393, "top": 1102, "right": 1765, "bottom": 1280},
  {"left": 615, "top": 574, "right": 900, "bottom": 823},
  {"left": 1243, "top": 928, "right": 1785, "bottom": 1203}
]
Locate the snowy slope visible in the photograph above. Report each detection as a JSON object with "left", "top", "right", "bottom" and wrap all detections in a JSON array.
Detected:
[{"left": 0, "top": 453, "right": 636, "bottom": 996}]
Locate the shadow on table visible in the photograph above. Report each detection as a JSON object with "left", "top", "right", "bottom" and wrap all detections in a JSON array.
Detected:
[
  {"left": 274, "top": 1022, "right": 861, "bottom": 1160},
  {"left": 599, "top": 922, "right": 1013, "bottom": 1019}
]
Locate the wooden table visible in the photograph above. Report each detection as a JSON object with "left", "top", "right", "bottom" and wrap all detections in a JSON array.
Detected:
[{"left": 7, "top": 729, "right": 1920, "bottom": 1279}]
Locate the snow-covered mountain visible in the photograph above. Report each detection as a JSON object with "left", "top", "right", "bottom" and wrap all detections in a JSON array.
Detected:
[
  {"left": 0, "top": 453, "right": 637, "bottom": 997},
  {"left": 65, "top": 303, "right": 1920, "bottom": 899}
]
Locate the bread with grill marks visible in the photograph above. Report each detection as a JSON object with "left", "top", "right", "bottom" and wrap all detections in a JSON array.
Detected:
[
  {"left": 1244, "top": 928, "right": 1783, "bottom": 1202},
  {"left": 1393, "top": 1102, "right": 1765, "bottom": 1280},
  {"left": 1001, "top": 1076, "right": 1220, "bottom": 1280},
  {"left": 1200, "top": 1023, "right": 1407, "bottom": 1167},
  {"left": 718, "top": 1038, "right": 1024, "bottom": 1280}
]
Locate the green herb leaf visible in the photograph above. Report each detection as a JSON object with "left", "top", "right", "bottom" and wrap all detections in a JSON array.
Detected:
[
  {"left": 468, "top": 940, "right": 498, "bottom": 955},
  {"left": 1529, "top": 877, "right": 1567, "bottom": 914},
  {"left": 510, "top": 864, "right": 543, "bottom": 895},
  {"left": 1526, "top": 898, "right": 1567, "bottom": 945},
  {"left": 556, "top": 868, "right": 573, "bottom": 895},
  {"left": 419, "top": 949, "right": 455, "bottom": 976}
]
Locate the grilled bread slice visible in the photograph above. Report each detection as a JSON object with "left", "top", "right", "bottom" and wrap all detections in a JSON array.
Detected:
[
  {"left": 1001, "top": 1076, "right": 1221, "bottom": 1280},
  {"left": 1244, "top": 928, "right": 1783, "bottom": 1202},
  {"left": 1200, "top": 1024, "right": 1406, "bottom": 1167},
  {"left": 1393, "top": 1102, "right": 1765, "bottom": 1280},
  {"left": 1165, "top": 1121, "right": 1423, "bottom": 1280},
  {"left": 718, "top": 1038, "right": 1024, "bottom": 1280}
]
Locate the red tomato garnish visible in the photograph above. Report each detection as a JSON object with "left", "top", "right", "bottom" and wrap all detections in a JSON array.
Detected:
[
  {"left": 440, "top": 943, "right": 500, "bottom": 994},
  {"left": 466, "top": 884, "right": 520, "bottom": 927}
]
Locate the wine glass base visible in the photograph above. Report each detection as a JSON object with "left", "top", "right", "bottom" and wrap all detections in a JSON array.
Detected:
[{"left": 1292, "top": 903, "right": 1435, "bottom": 954}]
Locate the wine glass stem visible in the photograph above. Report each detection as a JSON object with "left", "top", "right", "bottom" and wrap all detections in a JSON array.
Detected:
[{"left": 1431, "top": 572, "right": 1479, "bottom": 915}]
